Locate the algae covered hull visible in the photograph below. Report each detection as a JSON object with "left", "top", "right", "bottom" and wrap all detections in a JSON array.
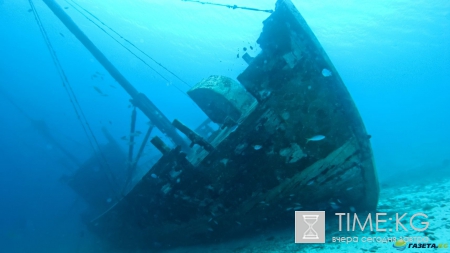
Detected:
[{"left": 84, "top": 0, "right": 379, "bottom": 249}]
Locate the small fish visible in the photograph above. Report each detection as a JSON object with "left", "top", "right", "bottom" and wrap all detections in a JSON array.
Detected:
[
  {"left": 59, "top": 33, "right": 65, "bottom": 37},
  {"left": 250, "top": 46, "right": 254, "bottom": 50},
  {"left": 109, "top": 85, "right": 116, "bottom": 89},
  {"left": 120, "top": 136, "right": 127, "bottom": 140},
  {"left": 243, "top": 47, "right": 247, "bottom": 51},
  {"left": 330, "top": 201, "right": 339, "bottom": 210},
  {"left": 322, "top": 68, "right": 332, "bottom": 77},
  {"left": 128, "top": 141, "right": 136, "bottom": 146},
  {"left": 236, "top": 53, "right": 239, "bottom": 58},
  {"left": 150, "top": 173, "right": 158, "bottom": 179},
  {"left": 93, "top": 71, "right": 104, "bottom": 78},
  {"left": 306, "top": 135, "right": 325, "bottom": 143},
  {"left": 253, "top": 145, "right": 262, "bottom": 150},
  {"left": 91, "top": 72, "right": 104, "bottom": 81},
  {"left": 93, "top": 86, "right": 107, "bottom": 96}
]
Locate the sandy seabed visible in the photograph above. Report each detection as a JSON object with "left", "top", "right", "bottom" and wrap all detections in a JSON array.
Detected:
[{"left": 156, "top": 177, "right": 450, "bottom": 253}]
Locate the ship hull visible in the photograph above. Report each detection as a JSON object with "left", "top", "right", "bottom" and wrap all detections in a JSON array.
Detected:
[{"left": 86, "top": 0, "right": 379, "bottom": 249}]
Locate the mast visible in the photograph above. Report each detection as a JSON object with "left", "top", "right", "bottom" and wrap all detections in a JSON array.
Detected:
[{"left": 41, "top": 0, "right": 189, "bottom": 151}]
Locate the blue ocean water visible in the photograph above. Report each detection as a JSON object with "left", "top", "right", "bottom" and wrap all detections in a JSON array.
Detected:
[{"left": 0, "top": 0, "right": 449, "bottom": 252}]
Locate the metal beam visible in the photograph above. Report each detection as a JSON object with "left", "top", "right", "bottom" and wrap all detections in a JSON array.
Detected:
[{"left": 41, "top": 0, "right": 189, "bottom": 151}]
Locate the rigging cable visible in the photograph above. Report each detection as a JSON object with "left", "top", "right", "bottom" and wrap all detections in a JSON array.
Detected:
[
  {"left": 181, "top": 0, "right": 274, "bottom": 13},
  {"left": 65, "top": 0, "right": 192, "bottom": 94},
  {"left": 28, "top": 0, "right": 121, "bottom": 200}
]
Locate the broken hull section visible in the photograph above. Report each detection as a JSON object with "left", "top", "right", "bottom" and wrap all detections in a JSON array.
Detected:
[{"left": 85, "top": 0, "right": 379, "bottom": 249}]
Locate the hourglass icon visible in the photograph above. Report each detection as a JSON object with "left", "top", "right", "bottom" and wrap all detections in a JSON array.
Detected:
[{"left": 303, "top": 215, "right": 319, "bottom": 239}]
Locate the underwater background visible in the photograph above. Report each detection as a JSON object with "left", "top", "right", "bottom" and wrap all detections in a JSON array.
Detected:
[{"left": 0, "top": 0, "right": 449, "bottom": 252}]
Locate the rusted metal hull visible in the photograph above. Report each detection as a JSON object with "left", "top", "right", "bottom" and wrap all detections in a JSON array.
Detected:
[{"left": 86, "top": 0, "right": 379, "bottom": 249}]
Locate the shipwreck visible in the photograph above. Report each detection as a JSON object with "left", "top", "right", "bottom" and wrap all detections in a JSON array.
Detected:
[{"left": 39, "top": 0, "right": 379, "bottom": 250}]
